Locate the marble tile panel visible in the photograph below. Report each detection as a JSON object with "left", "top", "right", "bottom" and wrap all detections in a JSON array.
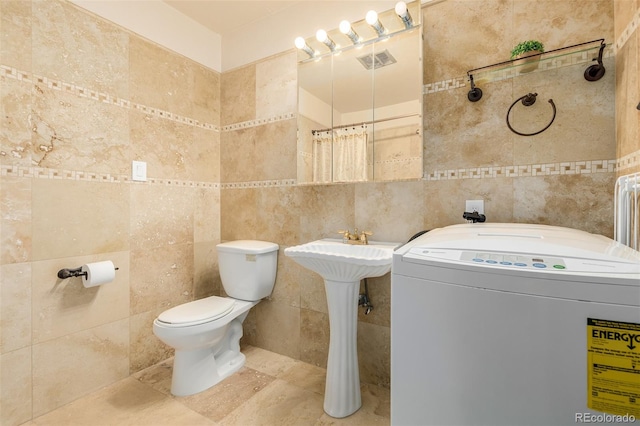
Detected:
[
  {"left": 513, "top": 173, "right": 616, "bottom": 238},
  {"left": 221, "top": 64, "right": 256, "bottom": 125},
  {"left": 0, "top": 262, "right": 31, "bottom": 353},
  {"left": 31, "top": 0, "right": 129, "bottom": 99},
  {"left": 31, "top": 251, "right": 129, "bottom": 344},
  {"left": 268, "top": 248, "right": 301, "bottom": 307},
  {"left": 0, "top": 346, "right": 32, "bottom": 426},
  {"left": 194, "top": 186, "right": 220, "bottom": 244},
  {"left": 297, "top": 183, "right": 356, "bottom": 243},
  {"left": 30, "top": 82, "right": 130, "bottom": 172},
  {"left": 357, "top": 321, "right": 390, "bottom": 389},
  {"left": 616, "top": 35, "right": 639, "bottom": 160},
  {"left": 31, "top": 377, "right": 215, "bottom": 426},
  {"left": 299, "top": 308, "right": 329, "bottom": 369},
  {"left": 614, "top": 0, "right": 637, "bottom": 41},
  {"left": 31, "top": 179, "right": 129, "bottom": 260},
  {"left": 242, "top": 299, "right": 300, "bottom": 360},
  {"left": 1, "top": 76, "right": 33, "bottom": 167},
  {"left": 129, "top": 183, "right": 195, "bottom": 252},
  {"left": 256, "top": 186, "right": 302, "bottom": 247},
  {"left": 1, "top": 0, "right": 32, "bottom": 71},
  {"left": 253, "top": 119, "right": 297, "bottom": 181},
  {"left": 255, "top": 51, "right": 297, "bottom": 119},
  {"left": 512, "top": 60, "right": 615, "bottom": 165},
  {"left": 133, "top": 357, "right": 174, "bottom": 395},
  {"left": 220, "top": 187, "right": 258, "bottom": 241},
  {"left": 192, "top": 125, "right": 220, "bottom": 182},
  {"left": 219, "top": 379, "right": 325, "bottom": 426},
  {"left": 423, "top": 83, "right": 514, "bottom": 172},
  {"left": 242, "top": 344, "right": 299, "bottom": 378},
  {"left": 32, "top": 318, "right": 130, "bottom": 417},
  {"left": 129, "top": 309, "right": 174, "bottom": 374},
  {"left": 423, "top": 0, "right": 511, "bottom": 83},
  {"left": 422, "top": 178, "right": 515, "bottom": 230},
  {"left": 0, "top": 176, "right": 31, "bottom": 264},
  {"left": 354, "top": 180, "right": 424, "bottom": 243},
  {"left": 177, "top": 366, "right": 275, "bottom": 423},
  {"left": 193, "top": 241, "right": 221, "bottom": 300},
  {"left": 278, "top": 359, "right": 326, "bottom": 395},
  {"left": 129, "top": 242, "right": 194, "bottom": 315},
  {"left": 129, "top": 37, "right": 195, "bottom": 120},
  {"left": 513, "top": 1, "right": 614, "bottom": 49},
  {"left": 220, "top": 127, "right": 258, "bottom": 183},
  {"left": 129, "top": 110, "right": 196, "bottom": 181},
  {"left": 192, "top": 64, "right": 221, "bottom": 126}
]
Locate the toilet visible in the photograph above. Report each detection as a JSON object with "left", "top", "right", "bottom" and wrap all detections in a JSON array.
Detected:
[{"left": 153, "top": 240, "right": 278, "bottom": 396}]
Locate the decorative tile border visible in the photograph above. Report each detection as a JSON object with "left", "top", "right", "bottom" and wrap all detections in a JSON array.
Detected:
[
  {"left": 220, "top": 179, "right": 297, "bottom": 189},
  {"left": 617, "top": 150, "right": 640, "bottom": 171},
  {"left": 0, "top": 164, "right": 219, "bottom": 188},
  {"left": 2, "top": 64, "right": 297, "bottom": 133},
  {"left": 221, "top": 113, "right": 296, "bottom": 131},
  {"left": 424, "top": 159, "right": 617, "bottom": 181},
  {"left": 615, "top": 7, "right": 640, "bottom": 51}
]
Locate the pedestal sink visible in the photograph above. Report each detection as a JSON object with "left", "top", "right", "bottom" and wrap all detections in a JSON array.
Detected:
[{"left": 284, "top": 239, "right": 399, "bottom": 418}]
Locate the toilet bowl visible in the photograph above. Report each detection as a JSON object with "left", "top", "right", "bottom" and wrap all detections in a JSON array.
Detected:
[{"left": 153, "top": 240, "right": 278, "bottom": 396}]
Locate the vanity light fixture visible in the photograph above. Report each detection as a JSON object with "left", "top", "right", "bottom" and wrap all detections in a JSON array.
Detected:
[
  {"left": 395, "top": 1, "right": 413, "bottom": 29},
  {"left": 339, "top": 20, "right": 362, "bottom": 45},
  {"left": 316, "top": 29, "right": 337, "bottom": 51},
  {"left": 295, "top": 36, "right": 316, "bottom": 58},
  {"left": 366, "top": 10, "right": 386, "bottom": 37}
]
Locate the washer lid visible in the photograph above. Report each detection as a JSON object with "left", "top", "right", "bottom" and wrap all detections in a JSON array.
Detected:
[
  {"left": 157, "top": 296, "right": 235, "bottom": 326},
  {"left": 217, "top": 240, "right": 279, "bottom": 254}
]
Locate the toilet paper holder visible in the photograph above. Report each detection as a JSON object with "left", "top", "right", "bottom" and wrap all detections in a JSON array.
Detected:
[{"left": 57, "top": 265, "right": 119, "bottom": 279}]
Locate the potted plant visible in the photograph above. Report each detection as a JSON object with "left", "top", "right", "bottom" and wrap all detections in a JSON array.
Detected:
[{"left": 510, "top": 40, "right": 544, "bottom": 73}]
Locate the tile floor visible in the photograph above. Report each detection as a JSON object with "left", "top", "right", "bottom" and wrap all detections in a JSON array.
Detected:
[{"left": 24, "top": 345, "right": 390, "bottom": 425}]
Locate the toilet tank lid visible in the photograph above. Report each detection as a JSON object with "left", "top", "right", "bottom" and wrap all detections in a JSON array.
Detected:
[{"left": 217, "top": 240, "right": 279, "bottom": 254}]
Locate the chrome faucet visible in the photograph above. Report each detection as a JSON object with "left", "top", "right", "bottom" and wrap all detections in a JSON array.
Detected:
[{"left": 337, "top": 228, "right": 373, "bottom": 245}]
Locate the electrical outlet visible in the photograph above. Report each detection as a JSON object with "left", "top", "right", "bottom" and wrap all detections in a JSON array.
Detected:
[
  {"left": 132, "top": 160, "right": 147, "bottom": 182},
  {"left": 465, "top": 199, "right": 484, "bottom": 214}
]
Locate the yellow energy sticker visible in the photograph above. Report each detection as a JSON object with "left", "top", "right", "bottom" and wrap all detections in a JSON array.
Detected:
[{"left": 587, "top": 318, "right": 640, "bottom": 418}]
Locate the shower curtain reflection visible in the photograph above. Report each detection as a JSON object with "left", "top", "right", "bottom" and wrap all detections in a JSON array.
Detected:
[{"left": 312, "top": 126, "right": 368, "bottom": 183}]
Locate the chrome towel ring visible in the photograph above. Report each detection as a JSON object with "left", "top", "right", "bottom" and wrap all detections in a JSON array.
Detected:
[{"left": 506, "top": 93, "right": 556, "bottom": 136}]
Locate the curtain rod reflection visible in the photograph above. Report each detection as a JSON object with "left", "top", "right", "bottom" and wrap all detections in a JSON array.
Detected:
[{"left": 312, "top": 113, "right": 421, "bottom": 134}]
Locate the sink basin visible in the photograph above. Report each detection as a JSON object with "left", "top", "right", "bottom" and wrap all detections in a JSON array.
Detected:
[
  {"left": 285, "top": 238, "right": 399, "bottom": 418},
  {"left": 284, "top": 239, "right": 396, "bottom": 282}
]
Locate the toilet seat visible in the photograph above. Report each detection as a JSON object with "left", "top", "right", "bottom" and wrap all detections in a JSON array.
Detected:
[{"left": 157, "top": 296, "right": 236, "bottom": 327}]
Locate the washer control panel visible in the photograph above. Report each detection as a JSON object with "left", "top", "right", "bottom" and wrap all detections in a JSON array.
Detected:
[{"left": 460, "top": 251, "right": 567, "bottom": 270}]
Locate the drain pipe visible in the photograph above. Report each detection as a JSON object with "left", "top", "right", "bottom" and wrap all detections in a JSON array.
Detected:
[{"left": 358, "top": 278, "right": 374, "bottom": 315}]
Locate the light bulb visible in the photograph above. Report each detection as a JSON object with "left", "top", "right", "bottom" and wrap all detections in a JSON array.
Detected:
[
  {"left": 294, "top": 37, "right": 306, "bottom": 49},
  {"left": 339, "top": 20, "right": 351, "bottom": 34},
  {"left": 395, "top": 1, "right": 408, "bottom": 18},
  {"left": 366, "top": 10, "right": 378, "bottom": 25},
  {"left": 316, "top": 29, "right": 328, "bottom": 43}
]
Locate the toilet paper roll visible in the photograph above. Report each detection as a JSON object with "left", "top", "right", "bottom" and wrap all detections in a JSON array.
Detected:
[{"left": 81, "top": 261, "right": 116, "bottom": 288}]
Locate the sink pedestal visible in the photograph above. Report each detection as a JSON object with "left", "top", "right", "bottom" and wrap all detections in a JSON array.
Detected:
[{"left": 323, "top": 279, "right": 361, "bottom": 418}]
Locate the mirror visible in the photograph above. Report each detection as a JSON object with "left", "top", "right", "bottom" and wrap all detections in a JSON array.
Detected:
[{"left": 296, "top": 1, "right": 423, "bottom": 184}]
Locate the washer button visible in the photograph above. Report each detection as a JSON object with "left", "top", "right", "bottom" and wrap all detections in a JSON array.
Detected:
[{"left": 532, "top": 263, "right": 547, "bottom": 268}]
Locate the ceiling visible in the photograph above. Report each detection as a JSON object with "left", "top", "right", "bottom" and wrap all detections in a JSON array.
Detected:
[{"left": 162, "top": 1, "right": 308, "bottom": 37}]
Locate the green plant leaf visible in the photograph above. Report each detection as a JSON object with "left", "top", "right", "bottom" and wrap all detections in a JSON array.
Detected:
[{"left": 511, "top": 40, "right": 544, "bottom": 58}]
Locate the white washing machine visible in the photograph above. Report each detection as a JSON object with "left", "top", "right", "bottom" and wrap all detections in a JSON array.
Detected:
[{"left": 391, "top": 223, "right": 640, "bottom": 426}]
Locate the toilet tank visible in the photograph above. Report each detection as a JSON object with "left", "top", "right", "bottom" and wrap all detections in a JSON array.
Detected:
[{"left": 216, "top": 240, "right": 279, "bottom": 301}]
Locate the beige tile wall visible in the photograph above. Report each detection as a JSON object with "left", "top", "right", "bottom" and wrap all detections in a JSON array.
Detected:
[
  {"left": 1, "top": 0, "right": 638, "bottom": 425},
  {"left": 0, "top": 1, "right": 221, "bottom": 424}
]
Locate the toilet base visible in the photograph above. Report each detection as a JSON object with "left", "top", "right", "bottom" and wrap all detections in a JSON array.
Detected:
[
  {"left": 171, "top": 347, "right": 246, "bottom": 396},
  {"left": 169, "top": 314, "right": 248, "bottom": 397}
]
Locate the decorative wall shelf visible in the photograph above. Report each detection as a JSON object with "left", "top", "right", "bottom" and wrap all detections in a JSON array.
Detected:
[{"left": 466, "top": 39, "right": 607, "bottom": 102}]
